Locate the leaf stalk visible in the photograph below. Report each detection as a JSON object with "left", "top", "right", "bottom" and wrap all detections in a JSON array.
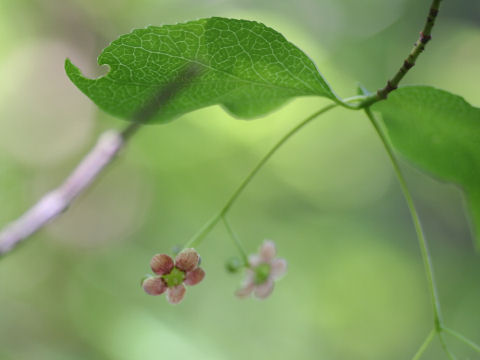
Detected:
[{"left": 184, "top": 103, "right": 337, "bottom": 249}]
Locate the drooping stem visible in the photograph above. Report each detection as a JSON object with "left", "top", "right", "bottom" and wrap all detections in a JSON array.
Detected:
[
  {"left": 222, "top": 216, "right": 249, "bottom": 265},
  {"left": 411, "top": 329, "right": 435, "bottom": 360},
  {"left": 364, "top": 108, "right": 443, "bottom": 329},
  {"left": 185, "top": 103, "right": 338, "bottom": 248},
  {"left": 443, "top": 327, "right": 480, "bottom": 354},
  {"left": 438, "top": 333, "right": 457, "bottom": 360}
]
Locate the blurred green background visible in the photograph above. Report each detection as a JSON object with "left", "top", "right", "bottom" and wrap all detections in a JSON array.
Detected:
[{"left": 0, "top": 0, "right": 479, "bottom": 359}]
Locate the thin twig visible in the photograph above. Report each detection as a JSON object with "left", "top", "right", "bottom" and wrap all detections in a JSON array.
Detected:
[
  {"left": 0, "top": 65, "right": 200, "bottom": 257},
  {"left": 377, "top": 0, "right": 442, "bottom": 100},
  {"left": 359, "top": 0, "right": 443, "bottom": 107}
]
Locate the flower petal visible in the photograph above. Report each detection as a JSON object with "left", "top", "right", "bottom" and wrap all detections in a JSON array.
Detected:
[
  {"left": 175, "top": 248, "right": 200, "bottom": 272},
  {"left": 235, "top": 282, "right": 255, "bottom": 298},
  {"left": 260, "top": 240, "right": 276, "bottom": 262},
  {"left": 142, "top": 277, "right": 167, "bottom": 295},
  {"left": 184, "top": 267, "right": 205, "bottom": 286},
  {"left": 270, "top": 258, "right": 287, "bottom": 280},
  {"left": 150, "top": 254, "right": 174, "bottom": 275},
  {"left": 248, "top": 254, "right": 262, "bottom": 267},
  {"left": 254, "top": 279, "right": 274, "bottom": 299},
  {"left": 235, "top": 271, "right": 255, "bottom": 298},
  {"left": 243, "top": 268, "right": 255, "bottom": 284},
  {"left": 166, "top": 284, "right": 186, "bottom": 304}
]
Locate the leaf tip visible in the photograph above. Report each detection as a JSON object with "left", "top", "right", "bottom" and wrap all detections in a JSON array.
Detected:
[{"left": 64, "top": 58, "right": 83, "bottom": 81}]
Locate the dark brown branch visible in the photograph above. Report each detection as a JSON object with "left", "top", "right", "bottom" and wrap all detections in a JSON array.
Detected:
[{"left": 376, "top": 0, "right": 443, "bottom": 100}]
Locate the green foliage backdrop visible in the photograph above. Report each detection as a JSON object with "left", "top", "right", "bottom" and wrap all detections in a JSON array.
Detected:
[{"left": 0, "top": 0, "right": 479, "bottom": 359}]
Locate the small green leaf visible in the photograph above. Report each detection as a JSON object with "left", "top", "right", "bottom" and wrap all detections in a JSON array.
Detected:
[
  {"left": 373, "top": 86, "right": 480, "bottom": 248},
  {"left": 66, "top": 17, "right": 336, "bottom": 123}
]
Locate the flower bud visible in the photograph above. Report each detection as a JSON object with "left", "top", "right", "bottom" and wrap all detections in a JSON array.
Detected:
[{"left": 225, "top": 257, "right": 243, "bottom": 273}]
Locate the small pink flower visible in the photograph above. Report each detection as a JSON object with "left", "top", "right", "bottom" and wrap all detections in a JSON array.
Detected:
[
  {"left": 236, "top": 240, "right": 287, "bottom": 299},
  {"left": 142, "top": 248, "right": 205, "bottom": 304}
]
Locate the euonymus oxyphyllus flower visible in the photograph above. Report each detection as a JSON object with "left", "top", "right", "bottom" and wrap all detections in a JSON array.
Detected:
[
  {"left": 142, "top": 248, "right": 205, "bottom": 304},
  {"left": 236, "top": 240, "right": 287, "bottom": 299}
]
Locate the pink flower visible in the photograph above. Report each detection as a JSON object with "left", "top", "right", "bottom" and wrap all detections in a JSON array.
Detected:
[
  {"left": 236, "top": 240, "right": 287, "bottom": 299},
  {"left": 142, "top": 248, "right": 205, "bottom": 304}
]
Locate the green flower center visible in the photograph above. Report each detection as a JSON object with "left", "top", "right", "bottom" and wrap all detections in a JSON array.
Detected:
[
  {"left": 162, "top": 267, "right": 185, "bottom": 287},
  {"left": 254, "top": 263, "right": 271, "bottom": 285}
]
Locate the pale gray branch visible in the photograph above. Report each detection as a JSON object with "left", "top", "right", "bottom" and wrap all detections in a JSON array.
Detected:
[
  {"left": 0, "top": 130, "right": 124, "bottom": 255},
  {"left": 0, "top": 63, "right": 200, "bottom": 257}
]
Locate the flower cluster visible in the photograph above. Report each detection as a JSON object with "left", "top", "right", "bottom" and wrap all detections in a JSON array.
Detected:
[
  {"left": 142, "top": 248, "right": 205, "bottom": 304},
  {"left": 236, "top": 240, "right": 287, "bottom": 299},
  {"left": 142, "top": 241, "right": 285, "bottom": 302}
]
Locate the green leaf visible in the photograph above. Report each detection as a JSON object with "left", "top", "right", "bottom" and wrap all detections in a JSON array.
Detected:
[
  {"left": 66, "top": 17, "right": 337, "bottom": 123},
  {"left": 373, "top": 86, "right": 480, "bottom": 248}
]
